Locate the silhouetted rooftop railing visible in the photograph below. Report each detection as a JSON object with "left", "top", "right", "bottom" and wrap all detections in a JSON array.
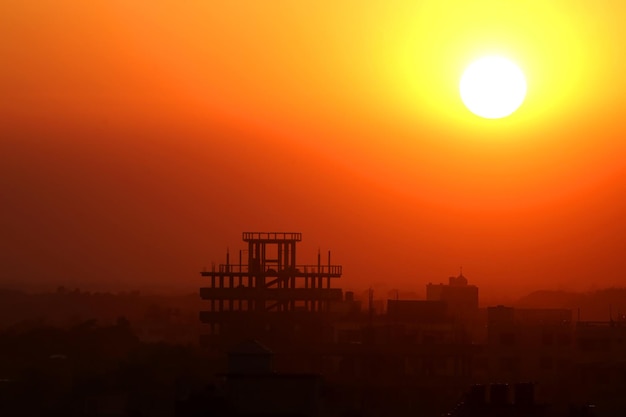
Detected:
[
  {"left": 214, "top": 264, "right": 247, "bottom": 274},
  {"left": 300, "top": 265, "right": 342, "bottom": 275},
  {"left": 242, "top": 232, "right": 302, "bottom": 241},
  {"left": 202, "top": 264, "right": 342, "bottom": 275}
]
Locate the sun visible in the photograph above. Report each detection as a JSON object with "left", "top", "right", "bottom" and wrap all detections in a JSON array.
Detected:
[{"left": 460, "top": 56, "right": 527, "bottom": 119}]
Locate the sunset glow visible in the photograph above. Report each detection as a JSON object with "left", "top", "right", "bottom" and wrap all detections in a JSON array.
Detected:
[{"left": 1, "top": 0, "right": 626, "bottom": 298}]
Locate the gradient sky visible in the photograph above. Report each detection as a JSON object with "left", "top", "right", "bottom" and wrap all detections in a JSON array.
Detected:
[{"left": 2, "top": 1, "right": 626, "bottom": 298}]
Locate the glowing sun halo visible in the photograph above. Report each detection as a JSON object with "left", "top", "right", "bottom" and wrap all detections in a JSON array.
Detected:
[{"left": 460, "top": 56, "right": 527, "bottom": 119}]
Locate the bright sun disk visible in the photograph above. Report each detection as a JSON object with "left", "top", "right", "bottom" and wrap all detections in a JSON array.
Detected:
[{"left": 460, "top": 56, "right": 527, "bottom": 119}]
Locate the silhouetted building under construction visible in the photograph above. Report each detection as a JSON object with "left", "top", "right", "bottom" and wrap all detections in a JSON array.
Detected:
[{"left": 200, "top": 232, "right": 343, "bottom": 350}]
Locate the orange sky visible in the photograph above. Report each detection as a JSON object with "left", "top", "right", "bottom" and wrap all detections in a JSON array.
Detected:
[{"left": 2, "top": 1, "right": 626, "bottom": 299}]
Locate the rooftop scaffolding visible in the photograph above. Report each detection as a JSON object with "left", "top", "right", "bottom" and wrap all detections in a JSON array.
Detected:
[{"left": 200, "top": 232, "right": 344, "bottom": 344}]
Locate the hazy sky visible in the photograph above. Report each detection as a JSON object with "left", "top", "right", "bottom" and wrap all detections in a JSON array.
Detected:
[{"left": 2, "top": 1, "right": 626, "bottom": 298}]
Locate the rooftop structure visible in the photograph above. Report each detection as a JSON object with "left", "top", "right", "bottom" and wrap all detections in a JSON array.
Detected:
[{"left": 427, "top": 270, "right": 479, "bottom": 320}]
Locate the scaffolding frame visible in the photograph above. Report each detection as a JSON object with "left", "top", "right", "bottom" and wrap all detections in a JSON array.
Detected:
[{"left": 200, "top": 232, "right": 343, "bottom": 338}]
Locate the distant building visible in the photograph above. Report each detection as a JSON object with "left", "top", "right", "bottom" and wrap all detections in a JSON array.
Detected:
[
  {"left": 448, "top": 382, "right": 549, "bottom": 417},
  {"left": 573, "top": 320, "right": 626, "bottom": 408},
  {"left": 484, "top": 306, "right": 574, "bottom": 387},
  {"left": 426, "top": 271, "right": 479, "bottom": 321},
  {"left": 219, "top": 339, "right": 322, "bottom": 417},
  {"left": 385, "top": 299, "right": 468, "bottom": 345},
  {"left": 387, "top": 299, "right": 448, "bottom": 323}
]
